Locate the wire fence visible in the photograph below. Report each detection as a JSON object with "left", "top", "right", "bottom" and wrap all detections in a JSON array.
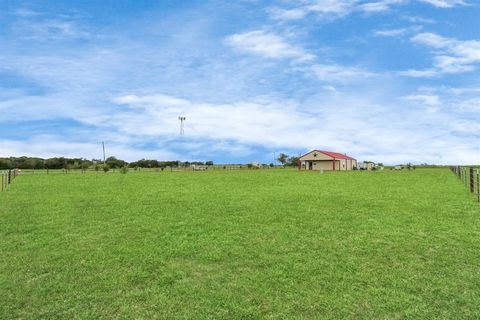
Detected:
[
  {"left": 1, "top": 169, "right": 19, "bottom": 192},
  {"left": 450, "top": 166, "right": 480, "bottom": 202},
  {"left": 0, "top": 165, "right": 296, "bottom": 192},
  {"left": 4, "top": 165, "right": 287, "bottom": 175}
]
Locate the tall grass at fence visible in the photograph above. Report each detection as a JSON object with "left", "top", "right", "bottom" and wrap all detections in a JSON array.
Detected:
[
  {"left": 0, "top": 169, "right": 19, "bottom": 192},
  {"left": 450, "top": 166, "right": 480, "bottom": 202}
]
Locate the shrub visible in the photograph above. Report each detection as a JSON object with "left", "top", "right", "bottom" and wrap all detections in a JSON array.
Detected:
[
  {"left": 120, "top": 166, "right": 128, "bottom": 174},
  {"left": 103, "top": 165, "right": 110, "bottom": 173}
]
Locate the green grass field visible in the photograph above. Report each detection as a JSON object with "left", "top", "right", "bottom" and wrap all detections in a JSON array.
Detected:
[{"left": 1, "top": 169, "right": 480, "bottom": 319}]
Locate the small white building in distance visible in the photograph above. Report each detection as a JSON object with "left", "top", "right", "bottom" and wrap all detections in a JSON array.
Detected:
[
  {"left": 358, "top": 161, "right": 376, "bottom": 170},
  {"left": 298, "top": 150, "right": 357, "bottom": 171}
]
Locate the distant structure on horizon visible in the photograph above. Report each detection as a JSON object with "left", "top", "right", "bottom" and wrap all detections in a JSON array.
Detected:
[
  {"left": 178, "top": 116, "right": 186, "bottom": 135},
  {"left": 298, "top": 150, "right": 357, "bottom": 171}
]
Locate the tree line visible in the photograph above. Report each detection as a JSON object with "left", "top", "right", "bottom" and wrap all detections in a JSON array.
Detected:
[
  {"left": 0, "top": 156, "right": 215, "bottom": 170},
  {"left": 0, "top": 153, "right": 304, "bottom": 170}
]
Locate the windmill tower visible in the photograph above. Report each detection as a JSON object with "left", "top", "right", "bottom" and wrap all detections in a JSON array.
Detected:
[{"left": 178, "top": 116, "right": 186, "bottom": 135}]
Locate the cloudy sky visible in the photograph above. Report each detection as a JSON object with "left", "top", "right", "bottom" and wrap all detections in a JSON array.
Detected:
[{"left": 0, "top": 0, "right": 479, "bottom": 164}]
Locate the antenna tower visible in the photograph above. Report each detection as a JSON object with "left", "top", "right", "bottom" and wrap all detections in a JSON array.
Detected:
[{"left": 178, "top": 116, "right": 186, "bottom": 135}]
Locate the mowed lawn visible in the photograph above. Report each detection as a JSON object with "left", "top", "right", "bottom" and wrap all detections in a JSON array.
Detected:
[{"left": 1, "top": 169, "right": 480, "bottom": 319}]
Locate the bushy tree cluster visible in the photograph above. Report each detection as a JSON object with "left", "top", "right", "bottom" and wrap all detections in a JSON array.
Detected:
[
  {"left": 105, "top": 156, "right": 128, "bottom": 169},
  {"left": 128, "top": 159, "right": 181, "bottom": 168},
  {"left": 276, "top": 153, "right": 300, "bottom": 167},
  {"left": 0, "top": 157, "right": 94, "bottom": 170}
]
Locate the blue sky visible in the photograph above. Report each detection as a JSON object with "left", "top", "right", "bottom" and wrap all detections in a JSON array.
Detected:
[{"left": 0, "top": 0, "right": 479, "bottom": 164}]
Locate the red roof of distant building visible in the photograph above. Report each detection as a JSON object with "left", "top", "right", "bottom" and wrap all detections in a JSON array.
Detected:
[
  {"left": 318, "top": 150, "right": 356, "bottom": 160},
  {"left": 300, "top": 150, "right": 356, "bottom": 160}
]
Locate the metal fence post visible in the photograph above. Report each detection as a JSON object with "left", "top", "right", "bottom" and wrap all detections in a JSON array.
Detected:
[
  {"left": 477, "top": 169, "right": 480, "bottom": 202},
  {"left": 470, "top": 167, "right": 475, "bottom": 193}
]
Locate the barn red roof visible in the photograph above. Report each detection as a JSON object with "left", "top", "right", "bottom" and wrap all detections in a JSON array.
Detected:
[{"left": 300, "top": 150, "right": 356, "bottom": 160}]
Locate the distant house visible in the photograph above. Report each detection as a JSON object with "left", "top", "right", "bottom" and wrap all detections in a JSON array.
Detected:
[
  {"left": 298, "top": 150, "right": 357, "bottom": 171},
  {"left": 358, "top": 161, "right": 375, "bottom": 171},
  {"left": 248, "top": 162, "right": 261, "bottom": 169}
]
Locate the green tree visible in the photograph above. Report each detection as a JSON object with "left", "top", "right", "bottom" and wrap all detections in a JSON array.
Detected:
[
  {"left": 287, "top": 156, "right": 300, "bottom": 167},
  {"left": 105, "top": 156, "right": 127, "bottom": 169},
  {"left": 0, "top": 158, "right": 13, "bottom": 169},
  {"left": 277, "top": 153, "right": 289, "bottom": 166}
]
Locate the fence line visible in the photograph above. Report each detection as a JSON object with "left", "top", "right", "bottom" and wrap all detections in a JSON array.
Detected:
[
  {"left": 2, "top": 165, "right": 286, "bottom": 175},
  {"left": 1, "top": 169, "right": 19, "bottom": 192},
  {"left": 0, "top": 166, "right": 288, "bottom": 192},
  {"left": 450, "top": 166, "right": 480, "bottom": 202}
]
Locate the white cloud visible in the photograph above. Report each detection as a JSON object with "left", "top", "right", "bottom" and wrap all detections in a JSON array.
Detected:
[
  {"left": 418, "top": 0, "right": 467, "bottom": 8},
  {"left": 113, "top": 94, "right": 316, "bottom": 149},
  {"left": 402, "top": 15, "right": 436, "bottom": 24},
  {"left": 373, "top": 25, "right": 422, "bottom": 37},
  {"left": 311, "top": 64, "right": 377, "bottom": 82},
  {"left": 360, "top": 0, "right": 406, "bottom": 12},
  {"left": 411, "top": 32, "right": 454, "bottom": 48},
  {"left": 269, "top": 0, "right": 356, "bottom": 20},
  {"left": 269, "top": 0, "right": 465, "bottom": 22},
  {"left": 403, "top": 94, "right": 440, "bottom": 105},
  {"left": 306, "top": 0, "right": 356, "bottom": 15},
  {"left": 401, "top": 32, "right": 480, "bottom": 76},
  {"left": 225, "top": 30, "right": 378, "bottom": 83},
  {"left": 268, "top": 7, "right": 309, "bottom": 20},
  {"left": 224, "top": 30, "right": 315, "bottom": 61},
  {"left": 398, "top": 69, "right": 438, "bottom": 77},
  {"left": 114, "top": 94, "right": 190, "bottom": 107},
  {"left": 374, "top": 28, "right": 409, "bottom": 37}
]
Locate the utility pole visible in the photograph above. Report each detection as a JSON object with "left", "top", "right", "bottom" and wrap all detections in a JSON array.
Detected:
[{"left": 102, "top": 141, "right": 106, "bottom": 166}]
